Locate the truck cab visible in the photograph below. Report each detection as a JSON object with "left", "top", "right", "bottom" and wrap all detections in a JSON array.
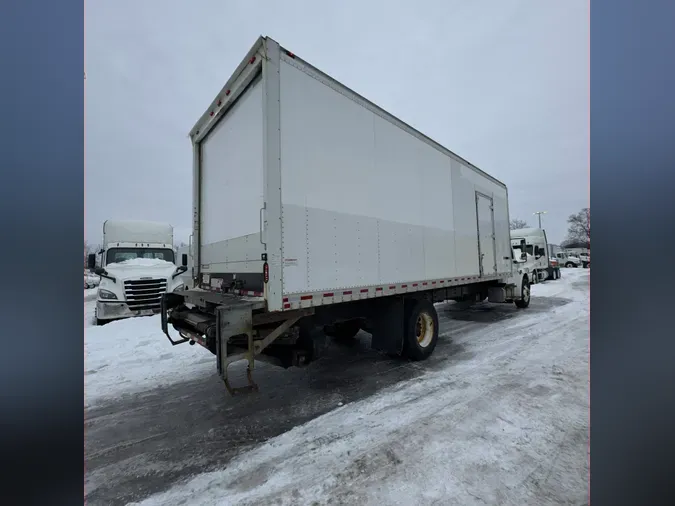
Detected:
[
  {"left": 555, "top": 251, "right": 582, "bottom": 268},
  {"left": 87, "top": 220, "right": 188, "bottom": 325},
  {"left": 510, "top": 228, "right": 552, "bottom": 283}
]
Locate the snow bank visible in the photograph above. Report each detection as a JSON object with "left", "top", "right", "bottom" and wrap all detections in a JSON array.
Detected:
[
  {"left": 133, "top": 270, "right": 590, "bottom": 506},
  {"left": 85, "top": 315, "right": 215, "bottom": 408}
]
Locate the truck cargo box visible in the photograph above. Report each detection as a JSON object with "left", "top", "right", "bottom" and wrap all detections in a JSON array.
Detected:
[{"left": 190, "top": 36, "right": 512, "bottom": 313}]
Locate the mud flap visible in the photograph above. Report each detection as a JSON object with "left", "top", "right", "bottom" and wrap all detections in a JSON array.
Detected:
[
  {"left": 487, "top": 286, "right": 507, "bottom": 303},
  {"left": 488, "top": 285, "right": 518, "bottom": 303},
  {"left": 370, "top": 296, "right": 405, "bottom": 355}
]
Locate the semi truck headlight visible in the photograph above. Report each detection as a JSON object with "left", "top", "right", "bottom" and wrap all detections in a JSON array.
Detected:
[
  {"left": 173, "top": 284, "right": 185, "bottom": 292},
  {"left": 99, "top": 289, "right": 118, "bottom": 300}
]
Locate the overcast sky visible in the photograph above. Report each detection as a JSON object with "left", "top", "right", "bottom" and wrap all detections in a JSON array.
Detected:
[{"left": 85, "top": 0, "right": 588, "bottom": 246}]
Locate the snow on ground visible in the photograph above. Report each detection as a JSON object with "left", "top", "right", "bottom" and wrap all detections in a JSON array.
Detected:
[
  {"left": 130, "top": 269, "right": 589, "bottom": 506},
  {"left": 85, "top": 311, "right": 215, "bottom": 409}
]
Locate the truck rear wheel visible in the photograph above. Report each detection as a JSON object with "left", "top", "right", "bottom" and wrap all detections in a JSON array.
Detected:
[{"left": 402, "top": 299, "right": 439, "bottom": 361}]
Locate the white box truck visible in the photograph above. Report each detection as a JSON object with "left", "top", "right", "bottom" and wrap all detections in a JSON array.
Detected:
[
  {"left": 510, "top": 227, "right": 561, "bottom": 282},
  {"left": 88, "top": 220, "right": 188, "bottom": 325},
  {"left": 161, "top": 36, "right": 533, "bottom": 393}
]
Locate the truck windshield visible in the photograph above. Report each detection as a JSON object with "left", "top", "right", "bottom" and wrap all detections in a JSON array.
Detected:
[{"left": 106, "top": 248, "right": 175, "bottom": 265}]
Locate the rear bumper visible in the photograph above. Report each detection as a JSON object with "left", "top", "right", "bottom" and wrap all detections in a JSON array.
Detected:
[{"left": 96, "top": 301, "right": 160, "bottom": 321}]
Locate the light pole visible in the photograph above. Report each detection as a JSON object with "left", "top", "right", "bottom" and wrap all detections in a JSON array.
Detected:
[{"left": 533, "top": 211, "right": 547, "bottom": 229}]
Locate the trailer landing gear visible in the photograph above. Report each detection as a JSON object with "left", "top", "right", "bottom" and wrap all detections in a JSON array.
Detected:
[
  {"left": 223, "top": 366, "right": 259, "bottom": 396},
  {"left": 215, "top": 306, "right": 310, "bottom": 396}
]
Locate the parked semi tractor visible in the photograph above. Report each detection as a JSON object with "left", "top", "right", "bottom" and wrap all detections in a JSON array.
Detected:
[
  {"left": 510, "top": 227, "right": 561, "bottom": 282},
  {"left": 88, "top": 220, "right": 188, "bottom": 325},
  {"left": 160, "top": 36, "right": 533, "bottom": 393},
  {"left": 549, "top": 244, "right": 582, "bottom": 268}
]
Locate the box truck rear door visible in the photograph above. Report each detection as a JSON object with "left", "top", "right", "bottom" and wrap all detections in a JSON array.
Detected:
[{"left": 476, "top": 192, "right": 497, "bottom": 276}]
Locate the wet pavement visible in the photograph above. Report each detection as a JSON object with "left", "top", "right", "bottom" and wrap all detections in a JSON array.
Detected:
[{"left": 84, "top": 295, "right": 571, "bottom": 505}]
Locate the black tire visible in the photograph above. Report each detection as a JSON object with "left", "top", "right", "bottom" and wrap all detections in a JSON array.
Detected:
[
  {"left": 95, "top": 318, "right": 106, "bottom": 326},
  {"left": 565, "top": 262, "right": 575, "bottom": 268},
  {"left": 402, "top": 299, "right": 439, "bottom": 361},
  {"left": 515, "top": 278, "right": 531, "bottom": 309}
]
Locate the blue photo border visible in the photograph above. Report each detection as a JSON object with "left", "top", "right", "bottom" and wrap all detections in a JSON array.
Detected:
[{"left": 2, "top": 0, "right": 675, "bottom": 502}]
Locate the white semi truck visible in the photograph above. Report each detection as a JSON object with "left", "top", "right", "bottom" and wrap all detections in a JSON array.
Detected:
[
  {"left": 161, "top": 36, "right": 533, "bottom": 394},
  {"left": 549, "top": 244, "right": 582, "bottom": 268},
  {"left": 88, "top": 220, "right": 188, "bottom": 325},
  {"left": 510, "top": 227, "right": 561, "bottom": 282}
]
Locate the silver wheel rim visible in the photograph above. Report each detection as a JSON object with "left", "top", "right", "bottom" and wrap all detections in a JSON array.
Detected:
[
  {"left": 416, "top": 312, "right": 434, "bottom": 348},
  {"left": 523, "top": 284, "right": 530, "bottom": 302}
]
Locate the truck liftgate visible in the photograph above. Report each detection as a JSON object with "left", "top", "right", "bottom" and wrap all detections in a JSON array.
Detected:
[{"left": 161, "top": 290, "right": 314, "bottom": 394}]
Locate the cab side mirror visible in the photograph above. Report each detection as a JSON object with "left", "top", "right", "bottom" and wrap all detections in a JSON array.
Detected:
[
  {"left": 87, "top": 253, "right": 96, "bottom": 270},
  {"left": 181, "top": 253, "right": 188, "bottom": 267}
]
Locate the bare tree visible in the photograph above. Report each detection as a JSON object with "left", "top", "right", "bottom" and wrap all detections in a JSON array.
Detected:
[
  {"left": 510, "top": 218, "right": 529, "bottom": 230},
  {"left": 566, "top": 208, "right": 590, "bottom": 246}
]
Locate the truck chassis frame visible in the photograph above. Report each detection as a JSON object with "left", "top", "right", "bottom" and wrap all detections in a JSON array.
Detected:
[{"left": 160, "top": 276, "right": 527, "bottom": 394}]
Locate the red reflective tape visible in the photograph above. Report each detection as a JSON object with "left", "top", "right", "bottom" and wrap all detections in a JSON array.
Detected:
[
  {"left": 401, "top": 284, "right": 407, "bottom": 288},
  {"left": 432, "top": 281, "right": 437, "bottom": 285},
  {"left": 389, "top": 286, "right": 396, "bottom": 290},
  {"left": 360, "top": 288, "right": 369, "bottom": 293},
  {"left": 323, "top": 292, "right": 334, "bottom": 297},
  {"left": 422, "top": 282, "right": 428, "bottom": 286},
  {"left": 300, "top": 295, "right": 313, "bottom": 301},
  {"left": 283, "top": 303, "right": 291, "bottom": 309},
  {"left": 343, "top": 290, "right": 353, "bottom": 295},
  {"left": 413, "top": 283, "right": 418, "bottom": 287},
  {"left": 283, "top": 297, "right": 289, "bottom": 302},
  {"left": 376, "top": 287, "right": 383, "bottom": 292},
  {"left": 440, "top": 280, "right": 445, "bottom": 284}
]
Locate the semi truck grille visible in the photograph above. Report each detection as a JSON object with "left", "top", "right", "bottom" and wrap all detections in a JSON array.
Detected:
[{"left": 124, "top": 278, "right": 167, "bottom": 311}]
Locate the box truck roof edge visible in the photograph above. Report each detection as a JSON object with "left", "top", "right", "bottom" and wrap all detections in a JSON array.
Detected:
[{"left": 189, "top": 36, "right": 506, "bottom": 190}]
